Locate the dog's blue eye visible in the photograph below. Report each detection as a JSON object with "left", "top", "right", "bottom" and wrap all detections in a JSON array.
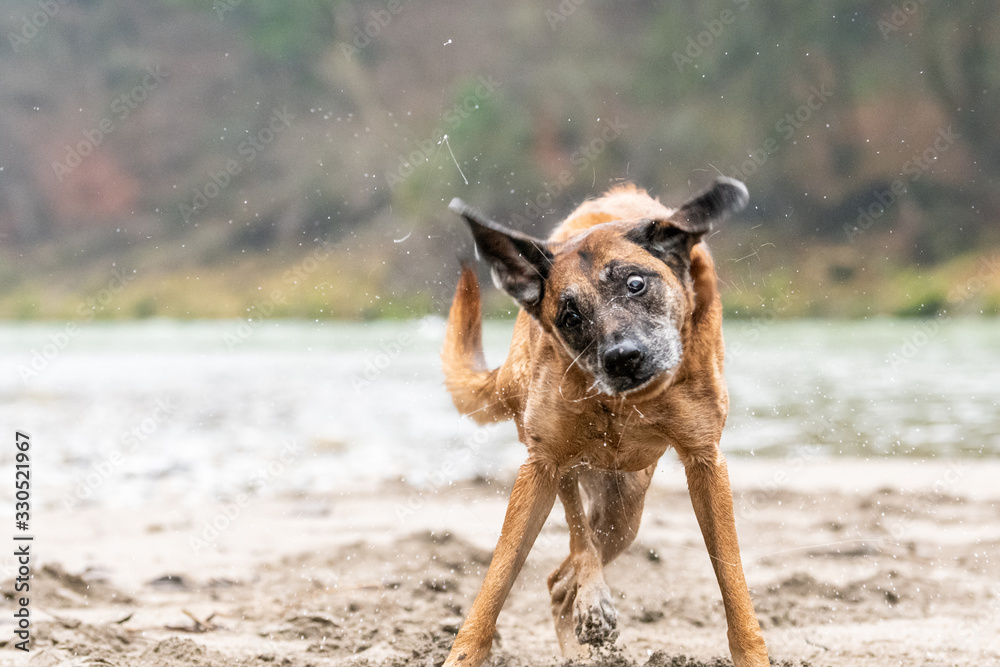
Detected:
[{"left": 626, "top": 275, "right": 646, "bottom": 295}]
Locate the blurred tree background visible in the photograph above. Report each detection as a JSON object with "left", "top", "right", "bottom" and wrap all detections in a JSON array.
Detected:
[{"left": 0, "top": 0, "right": 998, "bottom": 320}]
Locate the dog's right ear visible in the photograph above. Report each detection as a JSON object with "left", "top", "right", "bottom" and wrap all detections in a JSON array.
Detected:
[
  {"left": 449, "top": 198, "right": 553, "bottom": 318},
  {"left": 627, "top": 177, "right": 749, "bottom": 259},
  {"left": 670, "top": 176, "right": 749, "bottom": 236}
]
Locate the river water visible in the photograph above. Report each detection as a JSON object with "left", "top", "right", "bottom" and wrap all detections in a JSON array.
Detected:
[{"left": 1, "top": 317, "right": 997, "bottom": 510}]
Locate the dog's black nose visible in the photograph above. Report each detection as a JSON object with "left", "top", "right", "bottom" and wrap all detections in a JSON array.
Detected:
[{"left": 603, "top": 341, "right": 644, "bottom": 378}]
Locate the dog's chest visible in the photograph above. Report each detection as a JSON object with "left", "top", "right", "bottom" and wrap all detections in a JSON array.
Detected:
[{"left": 530, "top": 402, "right": 670, "bottom": 472}]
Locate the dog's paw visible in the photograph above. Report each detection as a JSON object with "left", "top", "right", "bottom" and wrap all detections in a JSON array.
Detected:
[
  {"left": 573, "top": 582, "right": 619, "bottom": 647},
  {"left": 547, "top": 562, "right": 575, "bottom": 607},
  {"left": 443, "top": 633, "right": 493, "bottom": 667}
]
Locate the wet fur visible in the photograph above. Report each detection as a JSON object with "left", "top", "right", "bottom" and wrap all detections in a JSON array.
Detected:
[{"left": 440, "top": 181, "right": 769, "bottom": 667}]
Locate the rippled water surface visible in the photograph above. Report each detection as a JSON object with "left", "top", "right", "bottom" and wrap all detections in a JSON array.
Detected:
[{"left": 1, "top": 317, "right": 997, "bottom": 509}]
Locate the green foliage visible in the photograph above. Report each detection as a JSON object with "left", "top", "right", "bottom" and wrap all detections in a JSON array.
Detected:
[
  {"left": 2, "top": 0, "right": 999, "bottom": 319},
  {"left": 170, "top": 0, "right": 338, "bottom": 74}
]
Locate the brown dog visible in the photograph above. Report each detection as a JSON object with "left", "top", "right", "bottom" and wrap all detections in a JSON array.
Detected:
[{"left": 440, "top": 178, "right": 769, "bottom": 667}]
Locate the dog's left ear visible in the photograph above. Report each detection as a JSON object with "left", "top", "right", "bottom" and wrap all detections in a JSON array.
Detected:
[
  {"left": 629, "top": 177, "right": 749, "bottom": 256},
  {"left": 449, "top": 198, "right": 553, "bottom": 317}
]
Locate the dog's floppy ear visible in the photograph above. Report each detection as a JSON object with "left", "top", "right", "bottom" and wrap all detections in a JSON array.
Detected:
[
  {"left": 629, "top": 177, "right": 748, "bottom": 256},
  {"left": 669, "top": 176, "right": 749, "bottom": 237},
  {"left": 449, "top": 198, "right": 553, "bottom": 317}
]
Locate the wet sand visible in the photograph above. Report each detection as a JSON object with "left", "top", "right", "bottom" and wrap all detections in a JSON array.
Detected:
[{"left": 4, "top": 459, "right": 1000, "bottom": 666}]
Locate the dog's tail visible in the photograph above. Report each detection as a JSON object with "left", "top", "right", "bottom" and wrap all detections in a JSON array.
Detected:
[{"left": 442, "top": 264, "right": 512, "bottom": 424}]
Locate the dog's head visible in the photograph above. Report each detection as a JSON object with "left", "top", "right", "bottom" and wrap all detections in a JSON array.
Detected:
[{"left": 450, "top": 178, "right": 747, "bottom": 396}]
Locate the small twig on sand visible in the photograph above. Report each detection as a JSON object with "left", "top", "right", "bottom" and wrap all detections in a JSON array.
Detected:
[
  {"left": 166, "top": 609, "right": 218, "bottom": 633},
  {"left": 804, "top": 636, "right": 830, "bottom": 651}
]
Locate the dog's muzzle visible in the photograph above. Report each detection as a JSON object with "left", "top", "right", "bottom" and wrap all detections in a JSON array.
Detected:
[{"left": 598, "top": 327, "right": 683, "bottom": 395}]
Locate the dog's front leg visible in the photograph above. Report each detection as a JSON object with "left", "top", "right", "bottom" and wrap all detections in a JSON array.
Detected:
[
  {"left": 680, "top": 449, "right": 768, "bottom": 667},
  {"left": 444, "top": 460, "right": 558, "bottom": 667}
]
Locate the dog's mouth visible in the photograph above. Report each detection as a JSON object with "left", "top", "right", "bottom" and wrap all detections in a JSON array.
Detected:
[
  {"left": 599, "top": 363, "right": 678, "bottom": 398},
  {"left": 604, "top": 372, "right": 656, "bottom": 395}
]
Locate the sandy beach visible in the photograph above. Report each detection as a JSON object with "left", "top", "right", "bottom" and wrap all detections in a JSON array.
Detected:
[{"left": 4, "top": 459, "right": 999, "bottom": 666}]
